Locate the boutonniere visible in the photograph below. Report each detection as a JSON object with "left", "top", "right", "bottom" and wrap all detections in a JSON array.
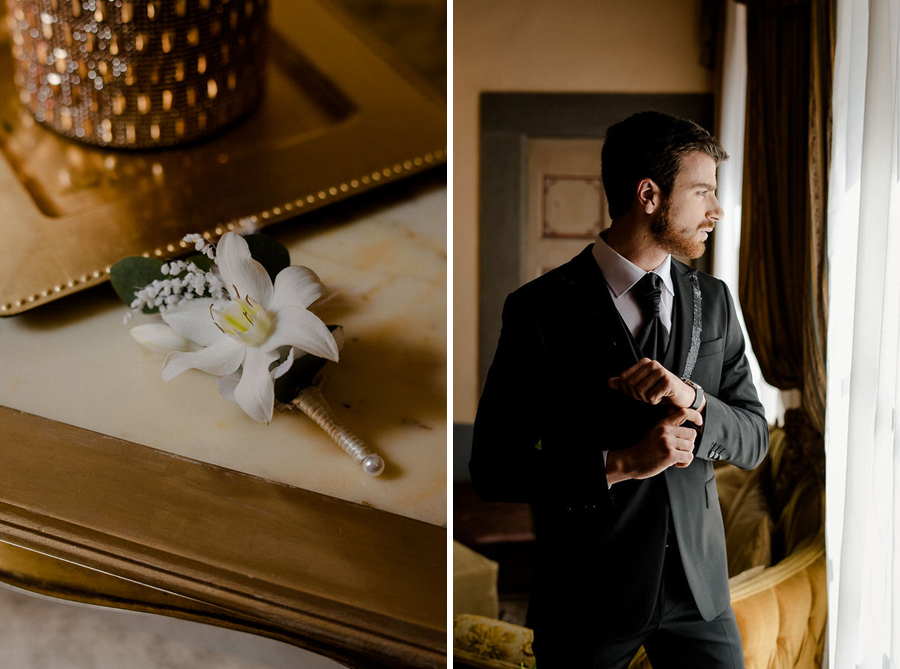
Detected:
[{"left": 110, "top": 232, "right": 385, "bottom": 476}]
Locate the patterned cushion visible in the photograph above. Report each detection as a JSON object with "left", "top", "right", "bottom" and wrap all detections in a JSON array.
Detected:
[{"left": 453, "top": 614, "right": 534, "bottom": 668}]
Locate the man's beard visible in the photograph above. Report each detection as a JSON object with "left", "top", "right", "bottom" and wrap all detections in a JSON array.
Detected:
[{"left": 649, "top": 198, "right": 708, "bottom": 259}]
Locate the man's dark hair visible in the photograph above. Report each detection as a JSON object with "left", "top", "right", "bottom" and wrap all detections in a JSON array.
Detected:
[{"left": 601, "top": 111, "right": 728, "bottom": 219}]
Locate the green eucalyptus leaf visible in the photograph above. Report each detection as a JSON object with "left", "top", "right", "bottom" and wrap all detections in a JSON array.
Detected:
[
  {"left": 244, "top": 234, "right": 290, "bottom": 281},
  {"left": 109, "top": 257, "right": 165, "bottom": 313},
  {"left": 273, "top": 325, "right": 341, "bottom": 404}
]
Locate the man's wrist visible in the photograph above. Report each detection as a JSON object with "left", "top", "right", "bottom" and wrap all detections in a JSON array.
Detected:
[
  {"left": 670, "top": 379, "right": 694, "bottom": 407},
  {"left": 606, "top": 450, "right": 630, "bottom": 486}
]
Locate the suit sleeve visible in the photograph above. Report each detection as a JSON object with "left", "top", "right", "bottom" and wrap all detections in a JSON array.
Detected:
[
  {"left": 694, "top": 281, "right": 769, "bottom": 470},
  {"left": 469, "top": 290, "right": 544, "bottom": 503}
]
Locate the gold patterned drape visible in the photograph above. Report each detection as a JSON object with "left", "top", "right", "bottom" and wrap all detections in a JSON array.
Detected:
[{"left": 737, "top": 0, "right": 832, "bottom": 435}]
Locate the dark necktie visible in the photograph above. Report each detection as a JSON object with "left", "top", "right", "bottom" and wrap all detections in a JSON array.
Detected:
[{"left": 634, "top": 272, "right": 669, "bottom": 361}]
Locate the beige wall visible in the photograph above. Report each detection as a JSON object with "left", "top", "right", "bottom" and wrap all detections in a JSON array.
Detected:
[{"left": 453, "top": 0, "right": 715, "bottom": 422}]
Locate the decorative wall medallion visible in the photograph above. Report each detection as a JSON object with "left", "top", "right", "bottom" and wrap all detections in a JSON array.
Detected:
[{"left": 541, "top": 174, "right": 604, "bottom": 239}]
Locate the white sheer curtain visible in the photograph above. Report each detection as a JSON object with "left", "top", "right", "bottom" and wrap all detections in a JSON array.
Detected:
[
  {"left": 714, "top": 0, "right": 784, "bottom": 425},
  {"left": 826, "top": 0, "right": 900, "bottom": 666}
]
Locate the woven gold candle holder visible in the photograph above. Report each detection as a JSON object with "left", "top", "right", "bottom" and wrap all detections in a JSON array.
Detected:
[{"left": 6, "top": 0, "right": 269, "bottom": 149}]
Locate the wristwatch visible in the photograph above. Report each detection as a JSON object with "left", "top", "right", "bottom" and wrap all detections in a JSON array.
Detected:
[{"left": 681, "top": 378, "right": 704, "bottom": 411}]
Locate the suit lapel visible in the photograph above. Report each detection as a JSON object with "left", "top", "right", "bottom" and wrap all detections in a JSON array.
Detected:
[
  {"left": 665, "top": 259, "right": 704, "bottom": 539},
  {"left": 670, "top": 259, "right": 696, "bottom": 379}
]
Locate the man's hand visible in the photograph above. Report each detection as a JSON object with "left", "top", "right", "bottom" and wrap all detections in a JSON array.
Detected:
[
  {"left": 606, "top": 407, "right": 702, "bottom": 485},
  {"left": 608, "top": 358, "right": 702, "bottom": 409}
]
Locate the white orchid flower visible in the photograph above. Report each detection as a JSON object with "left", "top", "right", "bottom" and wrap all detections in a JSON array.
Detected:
[
  {"left": 130, "top": 322, "right": 200, "bottom": 354},
  {"left": 131, "top": 232, "right": 339, "bottom": 424}
]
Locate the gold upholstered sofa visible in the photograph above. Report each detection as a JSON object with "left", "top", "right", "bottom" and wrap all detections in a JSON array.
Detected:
[{"left": 453, "top": 421, "right": 826, "bottom": 669}]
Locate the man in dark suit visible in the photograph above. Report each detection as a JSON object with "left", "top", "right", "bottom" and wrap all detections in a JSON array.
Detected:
[{"left": 470, "top": 111, "right": 768, "bottom": 668}]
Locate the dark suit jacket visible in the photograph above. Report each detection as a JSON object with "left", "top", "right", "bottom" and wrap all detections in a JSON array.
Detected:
[{"left": 470, "top": 244, "right": 768, "bottom": 640}]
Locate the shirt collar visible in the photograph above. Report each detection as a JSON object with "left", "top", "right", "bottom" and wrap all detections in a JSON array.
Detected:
[{"left": 592, "top": 232, "right": 674, "bottom": 299}]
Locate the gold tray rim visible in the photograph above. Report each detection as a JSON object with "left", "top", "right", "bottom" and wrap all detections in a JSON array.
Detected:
[{"left": 0, "top": 0, "right": 446, "bottom": 317}]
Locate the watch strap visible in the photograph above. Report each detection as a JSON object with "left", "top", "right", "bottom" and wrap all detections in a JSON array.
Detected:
[{"left": 682, "top": 378, "right": 704, "bottom": 411}]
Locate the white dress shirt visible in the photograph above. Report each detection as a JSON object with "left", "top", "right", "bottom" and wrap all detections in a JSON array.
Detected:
[
  {"left": 591, "top": 233, "right": 674, "bottom": 337},
  {"left": 592, "top": 233, "right": 673, "bottom": 477}
]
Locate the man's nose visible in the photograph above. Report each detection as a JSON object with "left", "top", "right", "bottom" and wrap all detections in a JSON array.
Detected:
[{"left": 709, "top": 195, "right": 724, "bottom": 221}]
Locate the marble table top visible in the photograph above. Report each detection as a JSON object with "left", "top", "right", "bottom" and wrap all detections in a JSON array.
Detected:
[{"left": 0, "top": 177, "right": 446, "bottom": 527}]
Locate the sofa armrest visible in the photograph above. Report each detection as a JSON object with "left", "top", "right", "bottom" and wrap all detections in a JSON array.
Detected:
[{"left": 729, "top": 531, "right": 826, "bottom": 669}]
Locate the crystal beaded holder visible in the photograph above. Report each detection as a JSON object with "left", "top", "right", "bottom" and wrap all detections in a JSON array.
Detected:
[{"left": 6, "top": 0, "right": 269, "bottom": 148}]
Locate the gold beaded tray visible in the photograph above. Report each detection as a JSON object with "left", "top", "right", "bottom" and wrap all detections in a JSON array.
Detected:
[{"left": 0, "top": 0, "right": 446, "bottom": 316}]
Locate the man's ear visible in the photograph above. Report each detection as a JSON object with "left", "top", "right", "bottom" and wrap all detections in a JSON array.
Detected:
[{"left": 636, "top": 178, "right": 662, "bottom": 214}]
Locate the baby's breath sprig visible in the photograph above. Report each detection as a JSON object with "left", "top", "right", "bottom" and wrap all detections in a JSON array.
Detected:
[
  {"left": 182, "top": 234, "right": 217, "bottom": 260},
  {"left": 129, "top": 234, "right": 226, "bottom": 312}
]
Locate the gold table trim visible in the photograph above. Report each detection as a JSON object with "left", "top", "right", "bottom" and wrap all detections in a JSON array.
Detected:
[{"left": 0, "top": 405, "right": 446, "bottom": 668}]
